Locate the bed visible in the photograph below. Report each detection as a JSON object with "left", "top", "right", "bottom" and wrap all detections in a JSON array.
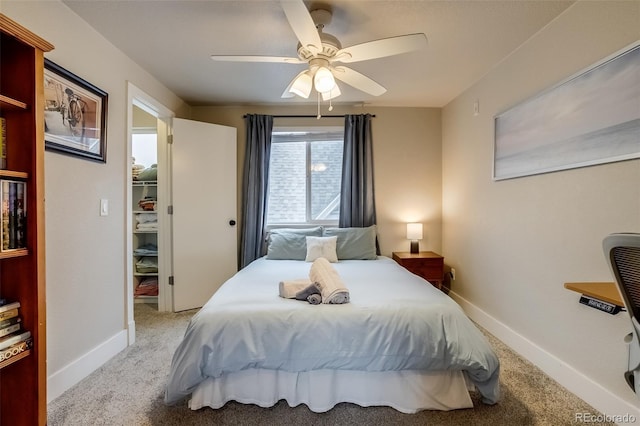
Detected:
[{"left": 165, "top": 227, "right": 500, "bottom": 413}]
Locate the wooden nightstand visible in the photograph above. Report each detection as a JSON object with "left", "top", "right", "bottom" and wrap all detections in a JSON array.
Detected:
[{"left": 392, "top": 251, "right": 445, "bottom": 289}]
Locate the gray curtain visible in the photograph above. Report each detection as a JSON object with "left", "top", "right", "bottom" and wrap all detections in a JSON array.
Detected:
[
  {"left": 339, "top": 114, "right": 377, "bottom": 228},
  {"left": 240, "top": 114, "right": 273, "bottom": 269}
]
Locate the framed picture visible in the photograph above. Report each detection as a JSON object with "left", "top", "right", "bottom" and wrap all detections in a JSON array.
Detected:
[
  {"left": 44, "top": 59, "right": 108, "bottom": 163},
  {"left": 493, "top": 41, "right": 640, "bottom": 180}
]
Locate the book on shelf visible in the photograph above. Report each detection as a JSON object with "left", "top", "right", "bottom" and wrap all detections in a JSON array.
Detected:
[
  {"left": 0, "top": 117, "right": 6, "bottom": 169},
  {"left": 0, "top": 315, "right": 21, "bottom": 330},
  {"left": 0, "top": 321, "right": 21, "bottom": 338},
  {"left": 0, "top": 300, "right": 19, "bottom": 314},
  {"left": 0, "top": 337, "right": 32, "bottom": 363},
  {"left": 0, "top": 330, "right": 30, "bottom": 351},
  {"left": 0, "top": 179, "right": 26, "bottom": 251},
  {"left": 0, "top": 308, "right": 19, "bottom": 322}
]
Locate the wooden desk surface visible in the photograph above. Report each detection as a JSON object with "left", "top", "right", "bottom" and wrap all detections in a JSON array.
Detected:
[{"left": 564, "top": 282, "right": 624, "bottom": 307}]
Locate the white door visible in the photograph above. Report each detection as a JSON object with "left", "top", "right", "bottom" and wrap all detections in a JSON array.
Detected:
[{"left": 171, "top": 118, "right": 237, "bottom": 312}]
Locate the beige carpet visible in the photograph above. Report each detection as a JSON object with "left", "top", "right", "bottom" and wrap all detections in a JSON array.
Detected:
[{"left": 47, "top": 304, "right": 612, "bottom": 425}]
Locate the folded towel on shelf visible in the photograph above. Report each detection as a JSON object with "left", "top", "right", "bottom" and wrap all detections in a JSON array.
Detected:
[
  {"left": 138, "top": 198, "right": 157, "bottom": 211},
  {"left": 137, "top": 222, "right": 158, "bottom": 231},
  {"left": 136, "top": 257, "right": 158, "bottom": 273},
  {"left": 137, "top": 165, "right": 158, "bottom": 181},
  {"left": 136, "top": 213, "right": 157, "bottom": 224},
  {"left": 134, "top": 277, "right": 158, "bottom": 297},
  {"left": 133, "top": 243, "right": 158, "bottom": 256},
  {"left": 309, "top": 257, "right": 350, "bottom": 304}
]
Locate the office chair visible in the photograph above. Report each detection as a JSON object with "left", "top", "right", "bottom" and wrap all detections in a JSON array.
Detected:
[{"left": 603, "top": 233, "right": 640, "bottom": 394}]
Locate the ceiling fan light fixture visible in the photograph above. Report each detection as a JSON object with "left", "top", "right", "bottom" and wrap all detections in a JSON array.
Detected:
[
  {"left": 289, "top": 72, "right": 313, "bottom": 98},
  {"left": 314, "top": 66, "right": 336, "bottom": 93},
  {"left": 321, "top": 83, "right": 341, "bottom": 101}
]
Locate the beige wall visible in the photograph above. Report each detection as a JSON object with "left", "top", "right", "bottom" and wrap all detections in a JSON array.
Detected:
[
  {"left": 191, "top": 105, "right": 442, "bottom": 256},
  {"left": 3, "top": 0, "right": 189, "bottom": 401},
  {"left": 442, "top": 0, "right": 640, "bottom": 416}
]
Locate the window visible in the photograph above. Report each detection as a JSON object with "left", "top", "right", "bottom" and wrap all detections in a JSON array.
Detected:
[
  {"left": 266, "top": 128, "right": 343, "bottom": 226},
  {"left": 132, "top": 132, "right": 157, "bottom": 168}
]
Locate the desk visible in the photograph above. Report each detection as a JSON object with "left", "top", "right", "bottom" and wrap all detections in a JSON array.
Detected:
[{"left": 564, "top": 282, "right": 624, "bottom": 307}]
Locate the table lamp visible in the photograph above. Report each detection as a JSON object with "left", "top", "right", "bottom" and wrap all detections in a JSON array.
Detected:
[{"left": 406, "top": 223, "right": 423, "bottom": 254}]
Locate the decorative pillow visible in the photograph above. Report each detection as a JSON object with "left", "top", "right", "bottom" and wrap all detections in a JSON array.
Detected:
[
  {"left": 323, "top": 225, "right": 377, "bottom": 260},
  {"left": 266, "top": 227, "right": 323, "bottom": 260},
  {"left": 305, "top": 236, "right": 338, "bottom": 262}
]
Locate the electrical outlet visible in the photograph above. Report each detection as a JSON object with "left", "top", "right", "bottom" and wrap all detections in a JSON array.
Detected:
[{"left": 451, "top": 268, "right": 456, "bottom": 281}]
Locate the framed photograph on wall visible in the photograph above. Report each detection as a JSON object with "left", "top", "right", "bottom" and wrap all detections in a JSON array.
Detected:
[
  {"left": 44, "top": 59, "right": 108, "bottom": 163},
  {"left": 493, "top": 41, "right": 640, "bottom": 180}
]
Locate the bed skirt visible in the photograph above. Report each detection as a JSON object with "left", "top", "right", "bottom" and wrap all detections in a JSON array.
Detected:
[{"left": 189, "top": 368, "right": 474, "bottom": 414}]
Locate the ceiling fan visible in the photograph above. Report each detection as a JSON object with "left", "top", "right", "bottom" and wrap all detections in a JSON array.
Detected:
[{"left": 211, "top": 0, "right": 428, "bottom": 101}]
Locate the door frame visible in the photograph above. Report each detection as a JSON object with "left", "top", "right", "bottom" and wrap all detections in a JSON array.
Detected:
[{"left": 126, "top": 82, "right": 174, "bottom": 344}]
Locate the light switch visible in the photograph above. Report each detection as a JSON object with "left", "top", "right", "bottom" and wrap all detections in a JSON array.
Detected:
[{"left": 100, "top": 199, "right": 109, "bottom": 216}]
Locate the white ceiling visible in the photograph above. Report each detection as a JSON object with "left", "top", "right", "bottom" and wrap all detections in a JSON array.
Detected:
[{"left": 63, "top": 0, "right": 575, "bottom": 107}]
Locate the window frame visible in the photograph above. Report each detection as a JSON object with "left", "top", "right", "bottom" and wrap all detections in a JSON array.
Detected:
[{"left": 266, "top": 126, "right": 344, "bottom": 228}]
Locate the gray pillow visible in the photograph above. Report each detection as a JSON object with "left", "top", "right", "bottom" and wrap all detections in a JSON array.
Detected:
[
  {"left": 266, "top": 227, "right": 323, "bottom": 260},
  {"left": 323, "top": 225, "right": 377, "bottom": 260}
]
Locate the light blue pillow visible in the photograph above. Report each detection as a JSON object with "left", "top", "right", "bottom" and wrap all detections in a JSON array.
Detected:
[
  {"left": 266, "top": 227, "right": 323, "bottom": 260},
  {"left": 323, "top": 225, "right": 377, "bottom": 260}
]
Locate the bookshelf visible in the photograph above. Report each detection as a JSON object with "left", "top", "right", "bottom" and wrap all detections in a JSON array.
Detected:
[{"left": 0, "top": 14, "right": 53, "bottom": 426}]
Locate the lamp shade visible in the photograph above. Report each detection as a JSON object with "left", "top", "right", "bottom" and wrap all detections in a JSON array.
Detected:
[
  {"left": 289, "top": 72, "right": 312, "bottom": 98},
  {"left": 406, "top": 223, "right": 423, "bottom": 240},
  {"left": 314, "top": 66, "right": 336, "bottom": 93},
  {"left": 321, "top": 83, "right": 341, "bottom": 101}
]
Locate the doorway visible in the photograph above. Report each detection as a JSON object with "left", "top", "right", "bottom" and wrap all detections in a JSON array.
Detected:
[{"left": 126, "top": 83, "right": 174, "bottom": 344}]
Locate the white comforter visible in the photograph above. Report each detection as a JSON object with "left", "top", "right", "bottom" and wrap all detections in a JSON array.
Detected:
[{"left": 165, "top": 256, "right": 500, "bottom": 405}]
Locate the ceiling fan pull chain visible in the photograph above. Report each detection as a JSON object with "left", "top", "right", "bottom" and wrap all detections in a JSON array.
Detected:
[{"left": 317, "top": 91, "right": 321, "bottom": 119}]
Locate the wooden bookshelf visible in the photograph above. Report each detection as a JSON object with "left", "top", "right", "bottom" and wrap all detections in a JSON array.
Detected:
[{"left": 0, "top": 13, "right": 53, "bottom": 426}]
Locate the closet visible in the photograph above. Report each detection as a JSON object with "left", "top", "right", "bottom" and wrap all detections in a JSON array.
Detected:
[
  {"left": 131, "top": 106, "right": 162, "bottom": 308},
  {"left": 128, "top": 100, "right": 239, "bottom": 314}
]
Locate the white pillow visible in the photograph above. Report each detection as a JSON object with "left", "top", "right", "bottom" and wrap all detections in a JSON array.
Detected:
[{"left": 305, "top": 236, "right": 338, "bottom": 262}]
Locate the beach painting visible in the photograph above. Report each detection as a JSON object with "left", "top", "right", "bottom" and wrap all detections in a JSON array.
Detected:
[{"left": 493, "top": 42, "right": 640, "bottom": 180}]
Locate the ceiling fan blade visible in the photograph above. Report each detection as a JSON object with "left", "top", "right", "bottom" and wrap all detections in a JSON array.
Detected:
[
  {"left": 280, "top": 0, "right": 322, "bottom": 55},
  {"left": 332, "top": 66, "right": 386, "bottom": 96},
  {"left": 334, "top": 33, "right": 427, "bottom": 63},
  {"left": 211, "top": 55, "right": 305, "bottom": 64}
]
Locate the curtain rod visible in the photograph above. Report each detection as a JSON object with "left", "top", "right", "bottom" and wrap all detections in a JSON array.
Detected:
[{"left": 243, "top": 114, "right": 376, "bottom": 118}]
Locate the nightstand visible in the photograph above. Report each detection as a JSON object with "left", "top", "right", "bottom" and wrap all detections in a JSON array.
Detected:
[{"left": 392, "top": 251, "right": 444, "bottom": 290}]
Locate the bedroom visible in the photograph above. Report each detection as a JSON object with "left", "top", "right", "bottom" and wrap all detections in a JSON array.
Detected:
[{"left": 0, "top": 0, "right": 639, "bottom": 423}]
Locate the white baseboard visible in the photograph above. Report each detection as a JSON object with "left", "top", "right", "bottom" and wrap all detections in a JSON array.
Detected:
[
  {"left": 449, "top": 290, "right": 640, "bottom": 421},
  {"left": 47, "top": 330, "right": 128, "bottom": 403}
]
